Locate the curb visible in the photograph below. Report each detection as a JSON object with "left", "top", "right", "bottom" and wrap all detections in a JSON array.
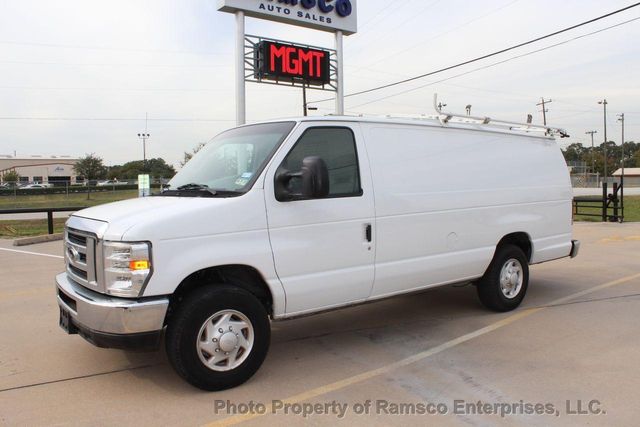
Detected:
[{"left": 13, "top": 233, "right": 64, "bottom": 246}]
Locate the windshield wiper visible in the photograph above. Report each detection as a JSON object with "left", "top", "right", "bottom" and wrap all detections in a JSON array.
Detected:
[
  {"left": 159, "top": 183, "right": 243, "bottom": 198},
  {"left": 160, "top": 183, "right": 218, "bottom": 197}
]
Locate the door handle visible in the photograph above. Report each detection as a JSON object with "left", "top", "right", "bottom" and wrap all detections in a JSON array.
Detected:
[{"left": 365, "top": 223, "right": 372, "bottom": 242}]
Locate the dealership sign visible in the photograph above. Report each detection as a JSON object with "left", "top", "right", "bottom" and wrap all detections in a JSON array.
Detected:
[
  {"left": 218, "top": 0, "right": 358, "bottom": 35},
  {"left": 256, "top": 40, "right": 331, "bottom": 85}
]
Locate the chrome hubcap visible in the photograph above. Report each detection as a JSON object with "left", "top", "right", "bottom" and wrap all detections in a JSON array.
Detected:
[
  {"left": 197, "top": 310, "right": 254, "bottom": 372},
  {"left": 499, "top": 259, "right": 523, "bottom": 299}
]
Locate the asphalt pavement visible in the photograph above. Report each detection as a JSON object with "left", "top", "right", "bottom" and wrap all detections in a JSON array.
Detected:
[{"left": 1, "top": 223, "right": 639, "bottom": 426}]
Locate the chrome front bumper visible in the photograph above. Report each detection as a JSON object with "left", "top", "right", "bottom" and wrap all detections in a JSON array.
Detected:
[{"left": 56, "top": 272, "right": 169, "bottom": 336}]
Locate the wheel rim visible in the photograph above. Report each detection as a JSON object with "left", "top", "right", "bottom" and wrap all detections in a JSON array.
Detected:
[
  {"left": 499, "top": 258, "right": 524, "bottom": 299},
  {"left": 196, "top": 310, "right": 254, "bottom": 372}
]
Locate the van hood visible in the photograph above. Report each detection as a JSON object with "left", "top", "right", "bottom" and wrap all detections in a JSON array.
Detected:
[{"left": 72, "top": 192, "right": 267, "bottom": 241}]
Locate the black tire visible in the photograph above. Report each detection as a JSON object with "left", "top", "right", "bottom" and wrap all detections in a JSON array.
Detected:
[
  {"left": 477, "top": 244, "right": 529, "bottom": 312},
  {"left": 165, "top": 285, "right": 270, "bottom": 391}
]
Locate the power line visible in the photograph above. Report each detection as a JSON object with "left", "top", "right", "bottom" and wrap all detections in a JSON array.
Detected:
[
  {"left": 0, "top": 117, "right": 235, "bottom": 122},
  {"left": 357, "top": 0, "right": 444, "bottom": 45},
  {"left": 355, "top": 0, "right": 523, "bottom": 71},
  {"left": 0, "top": 86, "right": 230, "bottom": 93},
  {"left": 312, "top": 2, "right": 640, "bottom": 104},
  {"left": 355, "top": 3, "right": 396, "bottom": 31},
  {"left": 0, "top": 59, "right": 231, "bottom": 69},
  {"left": 0, "top": 40, "right": 231, "bottom": 56},
  {"left": 346, "top": 16, "right": 640, "bottom": 110}
]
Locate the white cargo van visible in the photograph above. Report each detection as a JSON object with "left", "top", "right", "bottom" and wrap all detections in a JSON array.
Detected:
[{"left": 56, "top": 115, "right": 579, "bottom": 390}]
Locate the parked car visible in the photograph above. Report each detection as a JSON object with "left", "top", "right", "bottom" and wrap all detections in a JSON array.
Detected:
[
  {"left": 56, "top": 116, "right": 578, "bottom": 391},
  {"left": 96, "top": 180, "right": 128, "bottom": 186},
  {"left": 22, "top": 183, "right": 53, "bottom": 189}
]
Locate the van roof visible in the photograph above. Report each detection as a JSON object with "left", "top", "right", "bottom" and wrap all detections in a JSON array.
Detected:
[{"left": 254, "top": 115, "right": 560, "bottom": 141}]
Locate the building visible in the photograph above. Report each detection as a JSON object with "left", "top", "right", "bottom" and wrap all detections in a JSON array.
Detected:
[
  {"left": 0, "top": 155, "right": 80, "bottom": 185},
  {"left": 613, "top": 168, "right": 640, "bottom": 187}
]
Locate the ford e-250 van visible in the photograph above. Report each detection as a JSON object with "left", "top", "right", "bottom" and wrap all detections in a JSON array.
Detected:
[{"left": 56, "top": 115, "right": 579, "bottom": 390}]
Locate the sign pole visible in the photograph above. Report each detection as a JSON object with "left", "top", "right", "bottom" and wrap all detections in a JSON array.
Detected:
[
  {"left": 335, "top": 30, "right": 344, "bottom": 115},
  {"left": 236, "top": 11, "right": 246, "bottom": 125}
]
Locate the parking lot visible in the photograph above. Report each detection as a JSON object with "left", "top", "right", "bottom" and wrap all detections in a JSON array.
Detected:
[{"left": 1, "top": 222, "right": 639, "bottom": 426}]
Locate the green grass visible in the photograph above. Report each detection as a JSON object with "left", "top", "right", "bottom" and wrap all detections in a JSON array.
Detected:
[
  {"left": 0, "top": 191, "right": 139, "bottom": 237},
  {"left": 1, "top": 192, "right": 637, "bottom": 238},
  {"left": 0, "top": 190, "right": 138, "bottom": 209},
  {"left": 0, "top": 218, "right": 67, "bottom": 238},
  {"left": 574, "top": 195, "right": 640, "bottom": 222}
]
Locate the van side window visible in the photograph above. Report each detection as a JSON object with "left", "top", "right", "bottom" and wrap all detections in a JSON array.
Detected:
[{"left": 279, "top": 127, "right": 362, "bottom": 198}]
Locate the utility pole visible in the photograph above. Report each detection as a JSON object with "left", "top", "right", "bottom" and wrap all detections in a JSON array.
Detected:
[
  {"left": 598, "top": 99, "right": 608, "bottom": 183},
  {"left": 585, "top": 130, "right": 597, "bottom": 176},
  {"left": 537, "top": 98, "right": 552, "bottom": 126}
]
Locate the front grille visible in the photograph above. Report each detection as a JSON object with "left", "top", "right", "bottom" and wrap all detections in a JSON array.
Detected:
[
  {"left": 67, "top": 232, "right": 87, "bottom": 246},
  {"left": 65, "top": 227, "right": 98, "bottom": 290},
  {"left": 68, "top": 263, "right": 88, "bottom": 279}
]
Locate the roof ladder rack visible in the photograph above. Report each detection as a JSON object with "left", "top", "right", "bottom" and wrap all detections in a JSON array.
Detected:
[{"left": 433, "top": 94, "right": 569, "bottom": 138}]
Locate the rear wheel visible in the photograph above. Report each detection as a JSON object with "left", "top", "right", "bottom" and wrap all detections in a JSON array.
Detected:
[
  {"left": 166, "top": 285, "right": 270, "bottom": 391},
  {"left": 477, "top": 244, "right": 529, "bottom": 312}
]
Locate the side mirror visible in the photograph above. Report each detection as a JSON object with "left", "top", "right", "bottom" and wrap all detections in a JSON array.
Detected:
[
  {"left": 275, "top": 156, "right": 330, "bottom": 201},
  {"left": 300, "top": 156, "right": 330, "bottom": 199}
]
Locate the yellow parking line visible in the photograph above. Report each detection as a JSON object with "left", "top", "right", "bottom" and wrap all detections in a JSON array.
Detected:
[
  {"left": 0, "top": 287, "right": 52, "bottom": 302},
  {"left": 205, "top": 272, "right": 640, "bottom": 427}
]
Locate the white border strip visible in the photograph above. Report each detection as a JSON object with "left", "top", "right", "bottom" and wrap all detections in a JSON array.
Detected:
[{"left": 0, "top": 247, "right": 63, "bottom": 259}]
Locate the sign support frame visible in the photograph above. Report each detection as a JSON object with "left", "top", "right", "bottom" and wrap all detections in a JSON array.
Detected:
[
  {"left": 236, "top": 11, "right": 246, "bottom": 126},
  {"left": 225, "top": 2, "right": 357, "bottom": 123},
  {"left": 335, "top": 30, "right": 344, "bottom": 116}
]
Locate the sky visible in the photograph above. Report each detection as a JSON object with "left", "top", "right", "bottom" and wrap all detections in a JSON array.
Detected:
[{"left": 0, "top": 0, "right": 639, "bottom": 168}]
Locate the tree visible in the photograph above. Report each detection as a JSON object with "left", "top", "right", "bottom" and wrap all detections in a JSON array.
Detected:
[
  {"left": 633, "top": 149, "right": 640, "bottom": 168},
  {"left": 562, "top": 143, "right": 586, "bottom": 162},
  {"left": 74, "top": 153, "right": 107, "bottom": 199},
  {"left": 181, "top": 143, "right": 206, "bottom": 167},
  {"left": 561, "top": 140, "right": 640, "bottom": 176},
  {"left": 2, "top": 170, "right": 20, "bottom": 184},
  {"left": 107, "top": 158, "right": 176, "bottom": 180}
]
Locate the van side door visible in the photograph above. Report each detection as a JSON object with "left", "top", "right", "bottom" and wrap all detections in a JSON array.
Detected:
[{"left": 264, "top": 123, "right": 375, "bottom": 316}]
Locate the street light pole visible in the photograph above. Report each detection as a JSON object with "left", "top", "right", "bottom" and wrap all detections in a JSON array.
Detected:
[
  {"left": 618, "top": 113, "right": 625, "bottom": 221},
  {"left": 598, "top": 99, "right": 608, "bottom": 184},
  {"left": 137, "top": 132, "right": 150, "bottom": 172},
  {"left": 302, "top": 83, "right": 318, "bottom": 117},
  {"left": 617, "top": 113, "right": 625, "bottom": 175}
]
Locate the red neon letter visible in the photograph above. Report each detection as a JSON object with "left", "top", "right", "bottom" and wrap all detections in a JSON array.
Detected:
[
  {"left": 270, "top": 44, "right": 287, "bottom": 72},
  {"left": 298, "top": 50, "right": 315, "bottom": 77},
  {"left": 286, "top": 47, "right": 299, "bottom": 74}
]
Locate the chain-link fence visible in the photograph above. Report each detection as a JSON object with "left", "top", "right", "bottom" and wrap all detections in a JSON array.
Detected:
[{"left": 0, "top": 178, "right": 168, "bottom": 196}]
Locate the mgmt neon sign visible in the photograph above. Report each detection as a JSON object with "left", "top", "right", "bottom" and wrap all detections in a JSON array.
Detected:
[{"left": 257, "top": 41, "right": 331, "bottom": 85}]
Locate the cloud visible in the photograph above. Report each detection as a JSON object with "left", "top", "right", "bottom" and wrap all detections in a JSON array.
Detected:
[{"left": 0, "top": 0, "right": 638, "bottom": 165}]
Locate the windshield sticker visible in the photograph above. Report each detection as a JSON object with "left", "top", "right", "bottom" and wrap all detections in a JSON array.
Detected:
[
  {"left": 241, "top": 172, "right": 253, "bottom": 179},
  {"left": 235, "top": 178, "right": 250, "bottom": 186}
]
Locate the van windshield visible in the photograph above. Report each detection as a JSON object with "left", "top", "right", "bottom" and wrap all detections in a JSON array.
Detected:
[{"left": 166, "top": 122, "right": 295, "bottom": 196}]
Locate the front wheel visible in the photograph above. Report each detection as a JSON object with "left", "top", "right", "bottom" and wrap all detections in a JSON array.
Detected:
[
  {"left": 165, "top": 285, "right": 270, "bottom": 391},
  {"left": 477, "top": 244, "right": 529, "bottom": 312}
]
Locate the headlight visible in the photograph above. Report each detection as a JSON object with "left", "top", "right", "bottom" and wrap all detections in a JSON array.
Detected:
[{"left": 103, "top": 241, "right": 152, "bottom": 297}]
